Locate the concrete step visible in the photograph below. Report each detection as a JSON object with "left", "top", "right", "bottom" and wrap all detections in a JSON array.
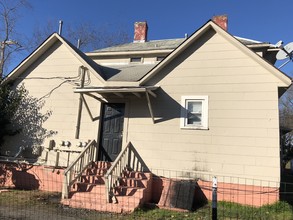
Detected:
[
  {"left": 62, "top": 199, "right": 134, "bottom": 213},
  {"left": 92, "top": 161, "right": 112, "bottom": 169},
  {"left": 119, "top": 177, "right": 148, "bottom": 188},
  {"left": 70, "top": 187, "right": 143, "bottom": 204},
  {"left": 78, "top": 174, "right": 105, "bottom": 185},
  {"left": 86, "top": 167, "right": 108, "bottom": 175},
  {"left": 115, "top": 194, "right": 142, "bottom": 205},
  {"left": 70, "top": 191, "right": 107, "bottom": 203},
  {"left": 114, "top": 186, "right": 145, "bottom": 196},
  {"left": 64, "top": 163, "right": 152, "bottom": 213},
  {"left": 122, "top": 171, "right": 152, "bottom": 179}
]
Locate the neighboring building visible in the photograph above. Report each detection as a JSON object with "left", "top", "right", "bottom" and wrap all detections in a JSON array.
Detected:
[{"left": 2, "top": 16, "right": 291, "bottom": 186}]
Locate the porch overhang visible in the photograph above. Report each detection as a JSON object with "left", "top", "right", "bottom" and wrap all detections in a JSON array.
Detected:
[{"left": 74, "top": 86, "right": 159, "bottom": 123}]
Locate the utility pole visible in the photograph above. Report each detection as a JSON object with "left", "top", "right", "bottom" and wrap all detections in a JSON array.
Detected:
[
  {"left": 0, "top": 40, "right": 21, "bottom": 79},
  {"left": 212, "top": 176, "right": 218, "bottom": 220}
]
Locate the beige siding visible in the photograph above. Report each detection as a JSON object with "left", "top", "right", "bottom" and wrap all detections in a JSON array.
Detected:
[
  {"left": 3, "top": 41, "right": 103, "bottom": 166},
  {"left": 126, "top": 31, "right": 283, "bottom": 182}
]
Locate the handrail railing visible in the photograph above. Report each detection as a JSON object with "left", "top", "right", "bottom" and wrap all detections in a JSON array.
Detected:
[
  {"left": 62, "top": 139, "right": 97, "bottom": 199},
  {"left": 105, "top": 141, "right": 149, "bottom": 203}
]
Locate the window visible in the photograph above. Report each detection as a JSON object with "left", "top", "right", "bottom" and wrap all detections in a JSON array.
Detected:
[
  {"left": 180, "top": 96, "right": 208, "bottom": 129},
  {"left": 130, "top": 57, "right": 142, "bottom": 63}
]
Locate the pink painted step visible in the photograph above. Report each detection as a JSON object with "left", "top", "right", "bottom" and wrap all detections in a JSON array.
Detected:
[
  {"left": 63, "top": 199, "right": 135, "bottom": 213},
  {"left": 118, "top": 177, "right": 148, "bottom": 188},
  {"left": 62, "top": 162, "right": 153, "bottom": 213}
]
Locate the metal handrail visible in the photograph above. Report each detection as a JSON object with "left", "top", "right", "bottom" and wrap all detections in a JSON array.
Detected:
[
  {"left": 62, "top": 139, "right": 97, "bottom": 199},
  {"left": 104, "top": 141, "right": 149, "bottom": 203}
]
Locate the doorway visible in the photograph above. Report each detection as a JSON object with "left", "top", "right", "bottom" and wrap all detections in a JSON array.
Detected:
[{"left": 98, "top": 103, "right": 125, "bottom": 161}]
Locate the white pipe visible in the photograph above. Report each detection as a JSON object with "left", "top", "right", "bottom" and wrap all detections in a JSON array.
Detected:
[{"left": 58, "top": 20, "right": 63, "bottom": 35}]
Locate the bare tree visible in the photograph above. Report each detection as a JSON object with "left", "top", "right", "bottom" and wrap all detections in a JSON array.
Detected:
[
  {"left": 279, "top": 88, "right": 293, "bottom": 169},
  {"left": 30, "top": 20, "right": 56, "bottom": 50},
  {"left": 66, "top": 22, "right": 130, "bottom": 51},
  {"left": 0, "top": 0, "right": 31, "bottom": 79},
  {"left": 32, "top": 21, "right": 131, "bottom": 52},
  {"left": 280, "top": 89, "right": 293, "bottom": 129}
]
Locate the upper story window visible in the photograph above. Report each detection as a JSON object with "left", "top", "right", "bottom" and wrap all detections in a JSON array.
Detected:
[
  {"left": 130, "top": 57, "right": 142, "bottom": 63},
  {"left": 180, "top": 96, "right": 208, "bottom": 129}
]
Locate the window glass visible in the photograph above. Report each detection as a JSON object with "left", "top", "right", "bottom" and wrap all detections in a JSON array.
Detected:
[
  {"left": 187, "top": 101, "right": 202, "bottom": 125},
  {"left": 130, "top": 57, "right": 142, "bottom": 63},
  {"left": 180, "top": 96, "right": 208, "bottom": 129}
]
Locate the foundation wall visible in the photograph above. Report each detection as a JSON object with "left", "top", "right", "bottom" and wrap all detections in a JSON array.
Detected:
[
  {"left": 152, "top": 177, "right": 279, "bottom": 208},
  {"left": 0, "top": 163, "right": 63, "bottom": 192}
]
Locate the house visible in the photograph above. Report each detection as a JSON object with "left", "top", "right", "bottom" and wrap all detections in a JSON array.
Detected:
[{"left": 0, "top": 15, "right": 291, "bottom": 210}]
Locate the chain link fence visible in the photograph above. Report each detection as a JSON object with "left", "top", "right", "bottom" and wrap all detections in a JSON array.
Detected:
[{"left": 0, "top": 161, "right": 292, "bottom": 219}]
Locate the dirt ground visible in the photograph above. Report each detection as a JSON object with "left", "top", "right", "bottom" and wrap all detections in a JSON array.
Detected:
[
  {"left": 0, "top": 205, "right": 122, "bottom": 220},
  {"left": 0, "top": 190, "right": 122, "bottom": 220}
]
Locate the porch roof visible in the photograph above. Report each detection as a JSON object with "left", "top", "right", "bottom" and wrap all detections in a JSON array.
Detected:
[
  {"left": 74, "top": 86, "right": 159, "bottom": 95},
  {"left": 74, "top": 86, "right": 159, "bottom": 123}
]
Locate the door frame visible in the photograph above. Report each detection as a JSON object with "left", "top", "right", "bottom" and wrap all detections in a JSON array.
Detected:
[{"left": 96, "top": 100, "right": 129, "bottom": 161}]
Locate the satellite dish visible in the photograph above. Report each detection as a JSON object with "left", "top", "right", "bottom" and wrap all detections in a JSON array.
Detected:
[
  {"left": 276, "top": 42, "right": 293, "bottom": 69},
  {"left": 276, "top": 42, "right": 293, "bottom": 60}
]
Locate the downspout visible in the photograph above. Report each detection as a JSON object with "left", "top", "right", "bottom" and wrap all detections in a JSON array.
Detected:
[{"left": 75, "top": 66, "right": 86, "bottom": 139}]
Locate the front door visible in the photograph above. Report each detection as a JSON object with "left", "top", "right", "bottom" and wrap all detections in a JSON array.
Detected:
[{"left": 99, "top": 103, "right": 125, "bottom": 161}]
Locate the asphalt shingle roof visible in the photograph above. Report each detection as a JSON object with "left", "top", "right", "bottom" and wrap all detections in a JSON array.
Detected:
[
  {"left": 91, "top": 39, "right": 185, "bottom": 53},
  {"left": 90, "top": 37, "right": 269, "bottom": 53},
  {"left": 100, "top": 64, "right": 156, "bottom": 81}
]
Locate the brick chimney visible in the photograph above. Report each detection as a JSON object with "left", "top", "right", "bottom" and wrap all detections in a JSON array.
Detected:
[
  {"left": 212, "top": 15, "right": 228, "bottom": 31},
  {"left": 134, "top": 21, "right": 148, "bottom": 43}
]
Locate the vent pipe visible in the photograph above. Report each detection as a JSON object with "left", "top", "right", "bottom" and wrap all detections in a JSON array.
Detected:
[
  {"left": 77, "top": 39, "right": 81, "bottom": 49},
  {"left": 58, "top": 20, "right": 63, "bottom": 35}
]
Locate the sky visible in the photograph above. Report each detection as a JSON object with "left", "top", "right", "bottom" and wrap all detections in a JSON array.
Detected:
[{"left": 9, "top": 0, "right": 293, "bottom": 75}]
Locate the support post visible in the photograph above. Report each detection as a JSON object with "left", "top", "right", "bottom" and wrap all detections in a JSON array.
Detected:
[
  {"left": 212, "top": 176, "right": 217, "bottom": 220},
  {"left": 145, "top": 90, "right": 155, "bottom": 123},
  {"left": 75, "top": 67, "right": 86, "bottom": 139}
]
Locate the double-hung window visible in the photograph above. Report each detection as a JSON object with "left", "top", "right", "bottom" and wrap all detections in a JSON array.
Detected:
[{"left": 180, "top": 96, "right": 208, "bottom": 129}]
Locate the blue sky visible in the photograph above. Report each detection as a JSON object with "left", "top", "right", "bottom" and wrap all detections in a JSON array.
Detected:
[{"left": 12, "top": 0, "right": 293, "bottom": 75}]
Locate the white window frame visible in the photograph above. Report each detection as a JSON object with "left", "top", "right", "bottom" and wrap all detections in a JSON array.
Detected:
[{"left": 180, "top": 96, "right": 208, "bottom": 129}]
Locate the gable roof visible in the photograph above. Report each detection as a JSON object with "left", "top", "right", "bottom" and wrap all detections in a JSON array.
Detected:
[
  {"left": 139, "top": 20, "right": 291, "bottom": 86},
  {"left": 2, "top": 33, "right": 106, "bottom": 84}
]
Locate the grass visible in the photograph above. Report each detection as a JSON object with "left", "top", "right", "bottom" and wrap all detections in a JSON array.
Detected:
[
  {"left": 216, "top": 201, "right": 293, "bottom": 220},
  {"left": 0, "top": 189, "right": 292, "bottom": 219},
  {"left": 131, "top": 201, "right": 293, "bottom": 220}
]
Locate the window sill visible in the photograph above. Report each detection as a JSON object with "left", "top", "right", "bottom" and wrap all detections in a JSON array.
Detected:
[{"left": 180, "top": 126, "right": 209, "bottom": 130}]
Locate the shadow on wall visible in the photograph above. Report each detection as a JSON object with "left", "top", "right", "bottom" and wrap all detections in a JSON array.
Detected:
[
  {"left": 130, "top": 30, "right": 217, "bottom": 123},
  {"left": 0, "top": 163, "right": 40, "bottom": 190},
  {"left": 129, "top": 88, "right": 188, "bottom": 124},
  {"left": 11, "top": 166, "right": 40, "bottom": 190},
  {"left": 2, "top": 86, "right": 57, "bottom": 160}
]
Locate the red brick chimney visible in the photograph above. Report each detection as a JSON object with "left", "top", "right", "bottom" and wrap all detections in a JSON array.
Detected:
[
  {"left": 134, "top": 21, "right": 148, "bottom": 43},
  {"left": 212, "top": 15, "right": 228, "bottom": 31}
]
